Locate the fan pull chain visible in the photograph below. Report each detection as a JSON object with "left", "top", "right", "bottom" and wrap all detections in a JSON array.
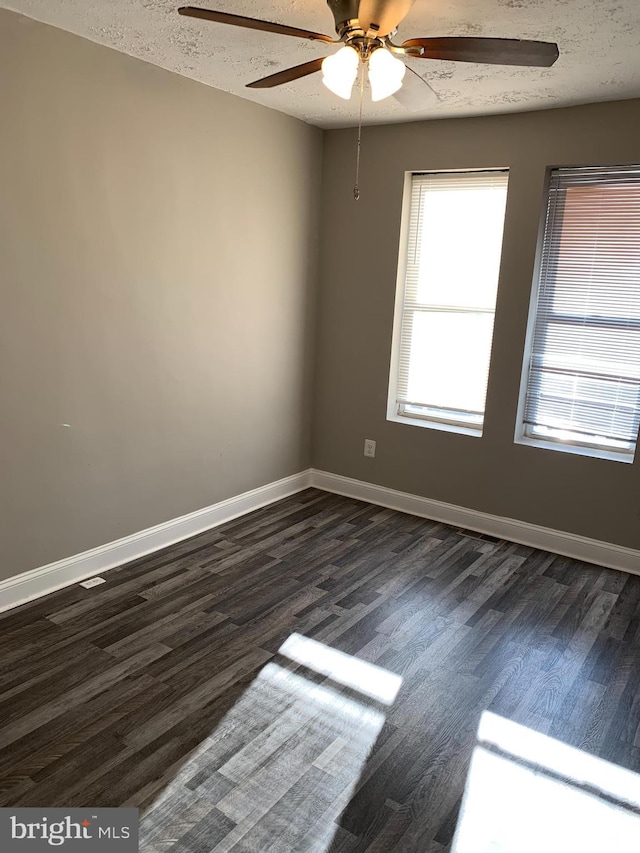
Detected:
[{"left": 353, "top": 60, "right": 366, "bottom": 201}]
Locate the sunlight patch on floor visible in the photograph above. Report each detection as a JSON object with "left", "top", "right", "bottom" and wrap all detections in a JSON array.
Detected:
[
  {"left": 452, "top": 711, "right": 640, "bottom": 853},
  {"left": 279, "top": 632, "right": 403, "bottom": 705},
  {"left": 140, "top": 634, "right": 403, "bottom": 852}
]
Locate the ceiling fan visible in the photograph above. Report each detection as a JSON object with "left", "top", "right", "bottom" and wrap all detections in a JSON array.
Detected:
[{"left": 178, "top": 0, "right": 559, "bottom": 107}]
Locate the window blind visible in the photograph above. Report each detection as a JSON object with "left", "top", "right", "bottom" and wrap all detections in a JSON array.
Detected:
[
  {"left": 523, "top": 165, "right": 640, "bottom": 453},
  {"left": 396, "top": 170, "right": 508, "bottom": 428}
]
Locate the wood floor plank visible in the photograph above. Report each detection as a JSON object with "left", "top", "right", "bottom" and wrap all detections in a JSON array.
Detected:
[
  {"left": 0, "top": 643, "right": 171, "bottom": 750},
  {"left": 1, "top": 489, "right": 639, "bottom": 851}
]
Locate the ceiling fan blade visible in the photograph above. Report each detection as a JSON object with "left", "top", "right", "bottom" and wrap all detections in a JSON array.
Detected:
[
  {"left": 393, "top": 65, "right": 439, "bottom": 110},
  {"left": 401, "top": 37, "right": 559, "bottom": 67},
  {"left": 246, "top": 58, "right": 325, "bottom": 89},
  {"left": 178, "top": 7, "right": 334, "bottom": 43},
  {"left": 358, "top": 0, "right": 416, "bottom": 37}
]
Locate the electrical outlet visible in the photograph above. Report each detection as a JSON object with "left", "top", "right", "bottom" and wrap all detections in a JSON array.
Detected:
[
  {"left": 79, "top": 577, "right": 106, "bottom": 589},
  {"left": 364, "top": 439, "right": 376, "bottom": 458}
]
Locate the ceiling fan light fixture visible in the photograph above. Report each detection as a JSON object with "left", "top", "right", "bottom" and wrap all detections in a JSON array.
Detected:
[
  {"left": 321, "top": 45, "right": 359, "bottom": 99},
  {"left": 368, "top": 47, "right": 406, "bottom": 101}
]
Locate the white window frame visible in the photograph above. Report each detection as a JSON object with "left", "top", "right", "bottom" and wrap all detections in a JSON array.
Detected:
[
  {"left": 387, "top": 169, "right": 508, "bottom": 437},
  {"left": 515, "top": 164, "right": 640, "bottom": 464}
]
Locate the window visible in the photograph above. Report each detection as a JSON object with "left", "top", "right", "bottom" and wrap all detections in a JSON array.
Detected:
[
  {"left": 518, "top": 165, "right": 640, "bottom": 461},
  {"left": 388, "top": 170, "right": 509, "bottom": 434}
]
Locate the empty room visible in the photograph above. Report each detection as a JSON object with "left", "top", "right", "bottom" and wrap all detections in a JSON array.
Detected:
[{"left": 1, "top": 0, "right": 640, "bottom": 850}]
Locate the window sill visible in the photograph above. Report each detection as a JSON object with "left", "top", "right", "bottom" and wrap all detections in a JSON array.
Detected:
[
  {"left": 514, "top": 435, "right": 635, "bottom": 464},
  {"left": 387, "top": 411, "right": 483, "bottom": 438}
]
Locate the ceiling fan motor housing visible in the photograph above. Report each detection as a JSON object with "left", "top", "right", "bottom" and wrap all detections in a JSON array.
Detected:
[{"left": 326, "top": 0, "right": 361, "bottom": 34}]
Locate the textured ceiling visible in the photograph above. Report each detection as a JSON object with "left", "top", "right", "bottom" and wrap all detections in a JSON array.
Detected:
[{"left": 3, "top": 0, "right": 640, "bottom": 127}]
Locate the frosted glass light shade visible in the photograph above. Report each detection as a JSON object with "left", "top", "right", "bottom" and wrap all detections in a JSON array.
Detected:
[
  {"left": 368, "top": 48, "right": 406, "bottom": 101},
  {"left": 321, "top": 46, "right": 359, "bottom": 100}
]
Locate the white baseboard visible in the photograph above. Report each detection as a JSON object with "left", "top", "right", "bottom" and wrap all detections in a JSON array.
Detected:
[
  {"left": 0, "top": 470, "right": 312, "bottom": 614},
  {"left": 310, "top": 469, "right": 640, "bottom": 576},
  {"left": 3, "top": 466, "right": 638, "bottom": 615}
]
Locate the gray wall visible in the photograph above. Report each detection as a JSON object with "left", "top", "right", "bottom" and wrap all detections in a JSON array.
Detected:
[
  {"left": 0, "top": 9, "right": 322, "bottom": 581},
  {"left": 314, "top": 99, "right": 640, "bottom": 549}
]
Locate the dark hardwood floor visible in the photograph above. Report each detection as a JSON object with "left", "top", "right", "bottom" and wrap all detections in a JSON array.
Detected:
[{"left": 1, "top": 488, "right": 639, "bottom": 852}]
